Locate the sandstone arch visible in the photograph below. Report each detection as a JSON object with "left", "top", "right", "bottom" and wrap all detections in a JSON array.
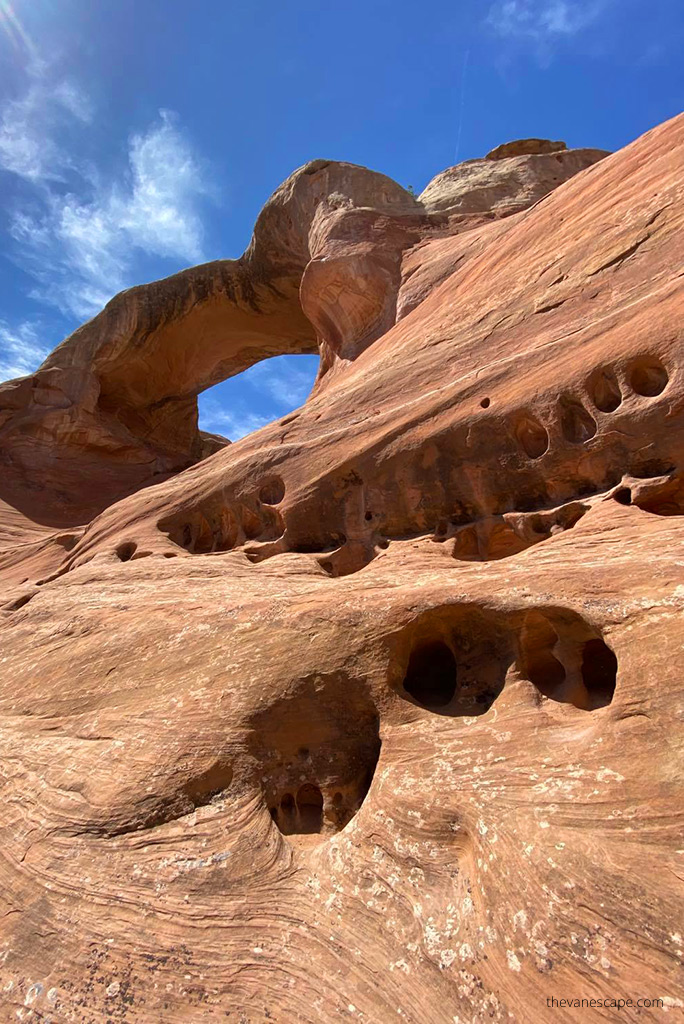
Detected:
[{"left": 0, "top": 145, "right": 610, "bottom": 528}]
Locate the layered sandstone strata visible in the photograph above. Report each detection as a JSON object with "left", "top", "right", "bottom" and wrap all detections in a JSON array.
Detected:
[{"left": 0, "top": 117, "right": 681, "bottom": 1022}]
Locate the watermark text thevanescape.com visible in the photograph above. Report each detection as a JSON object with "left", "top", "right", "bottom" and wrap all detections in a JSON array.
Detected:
[{"left": 546, "top": 997, "right": 664, "bottom": 1011}]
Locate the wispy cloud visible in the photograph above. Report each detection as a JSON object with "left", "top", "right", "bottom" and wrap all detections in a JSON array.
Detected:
[
  {"left": 197, "top": 356, "right": 318, "bottom": 441},
  {"left": 199, "top": 402, "right": 273, "bottom": 441},
  {"left": 1, "top": 64, "right": 209, "bottom": 321},
  {"left": 0, "top": 1, "right": 37, "bottom": 59},
  {"left": 243, "top": 359, "right": 316, "bottom": 407},
  {"left": 487, "top": 0, "right": 605, "bottom": 58},
  {"left": 0, "top": 318, "right": 49, "bottom": 380},
  {"left": 0, "top": 61, "right": 92, "bottom": 182}
]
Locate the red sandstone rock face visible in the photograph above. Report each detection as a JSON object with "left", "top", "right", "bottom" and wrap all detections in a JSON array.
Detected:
[
  {"left": 0, "top": 119, "right": 682, "bottom": 1022},
  {"left": 485, "top": 137, "right": 567, "bottom": 159}
]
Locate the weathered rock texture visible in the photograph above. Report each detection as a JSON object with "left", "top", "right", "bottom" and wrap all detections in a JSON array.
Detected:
[{"left": 0, "top": 118, "right": 682, "bottom": 1023}]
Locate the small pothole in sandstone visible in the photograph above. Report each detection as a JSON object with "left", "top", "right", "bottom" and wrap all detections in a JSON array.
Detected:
[
  {"left": 514, "top": 413, "right": 549, "bottom": 459},
  {"left": 392, "top": 605, "right": 618, "bottom": 716},
  {"left": 396, "top": 606, "right": 510, "bottom": 716},
  {"left": 613, "top": 487, "right": 632, "bottom": 505},
  {"left": 258, "top": 477, "right": 285, "bottom": 505},
  {"left": 589, "top": 367, "right": 622, "bottom": 412},
  {"left": 559, "top": 397, "right": 597, "bottom": 444},
  {"left": 628, "top": 356, "right": 669, "bottom": 397},
  {"left": 248, "top": 673, "right": 380, "bottom": 842},
  {"left": 518, "top": 610, "right": 617, "bottom": 710},
  {"left": 116, "top": 541, "right": 137, "bottom": 561}
]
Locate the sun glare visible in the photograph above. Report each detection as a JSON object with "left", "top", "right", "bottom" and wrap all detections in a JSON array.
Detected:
[{"left": 0, "top": 0, "right": 34, "bottom": 53}]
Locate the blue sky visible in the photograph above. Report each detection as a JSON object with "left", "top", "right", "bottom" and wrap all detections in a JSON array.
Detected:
[{"left": 0, "top": 0, "right": 682, "bottom": 439}]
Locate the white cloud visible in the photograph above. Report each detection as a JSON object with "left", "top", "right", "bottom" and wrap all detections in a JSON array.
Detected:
[
  {"left": 243, "top": 358, "right": 316, "bottom": 406},
  {"left": 0, "top": 61, "right": 92, "bottom": 182},
  {"left": 199, "top": 402, "right": 273, "bottom": 441},
  {"left": 198, "top": 357, "right": 318, "bottom": 440},
  {"left": 487, "top": 0, "right": 604, "bottom": 46},
  {"left": 0, "top": 319, "right": 49, "bottom": 381},
  {"left": 1, "top": 63, "right": 209, "bottom": 321}
]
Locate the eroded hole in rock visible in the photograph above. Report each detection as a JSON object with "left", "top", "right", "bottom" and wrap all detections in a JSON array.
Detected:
[
  {"left": 629, "top": 357, "right": 669, "bottom": 397},
  {"left": 159, "top": 499, "right": 282, "bottom": 554},
  {"left": 248, "top": 673, "right": 380, "bottom": 841},
  {"left": 480, "top": 397, "right": 491, "bottom": 409},
  {"left": 589, "top": 368, "right": 622, "bottom": 412},
  {"left": 296, "top": 783, "right": 324, "bottom": 833},
  {"left": 116, "top": 542, "right": 137, "bottom": 562},
  {"left": 560, "top": 399, "right": 597, "bottom": 444},
  {"left": 403, "top": 641, "right": 457, "bottom": 708},
  {"left": 613, "top": 488, "right": 632, "bottom": 505},
  {"left": 160, "top": 506, "right": 239, "bottom": 554},
  {"left": 449, "top": 500, "right": 587, "bottom": 563},
  {"left": 396, "top": 606, "right": 511, "bottom": 716},
  {"left": 581, "top": 639, "right": 617, "bottom": 709},
  {"left": 635, "top": 491, "right": 684, "bottom": 517},
  {"left": 314, "top": 540, "right": 375, "bottom": 578},
  {"left": 628, "top": 472, "right": 684, "bottom": 517},
  {"left": 242, "top": 507, "right": 264, "bottom": 540},
  {"left": 280, "top": 792, "right": 295, "bottom": 814},
  {"left": 514, "top": 414, "right": 549, "bottom": 459},
  {"left": 518, "top": 610, "right": 617, "bottom": 711},
  {"left": 259, "top": 477, "right": 285, "bottom": 505},
  {"left": 519, "top": 613, "right": 566, "bottom": 698}
]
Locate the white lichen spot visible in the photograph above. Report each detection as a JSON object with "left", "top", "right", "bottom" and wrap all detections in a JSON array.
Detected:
[
  {"left": 24, "top": 984, "right": 42, "bottom": 1005},
  {"left": 389, "top": 959, "right": 410, "bottom": 974},
  {"left": 596, "top": 767, "right": 625, "bottom": 783},
  {"left": 506, "top": 950, "right": 522, "bottom": 972}
]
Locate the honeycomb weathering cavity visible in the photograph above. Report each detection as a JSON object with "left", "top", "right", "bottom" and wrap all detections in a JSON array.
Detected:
[{"left": 0, "top": 118, "right": 682, "bottom": 1021}]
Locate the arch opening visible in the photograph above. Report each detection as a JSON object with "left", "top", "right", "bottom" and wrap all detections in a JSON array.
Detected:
[{"left": 197, "top": 354, "right": 320, "bottom": 442}]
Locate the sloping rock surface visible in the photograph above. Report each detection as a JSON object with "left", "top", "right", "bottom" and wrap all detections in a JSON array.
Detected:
[{"left": 0, "top": 120, "right": 682, "bottom": 1022}]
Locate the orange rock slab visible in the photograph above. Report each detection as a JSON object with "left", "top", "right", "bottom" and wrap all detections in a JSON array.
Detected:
[{"left": 0, "top": 119, "right": 682, "bottom": 1022}]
